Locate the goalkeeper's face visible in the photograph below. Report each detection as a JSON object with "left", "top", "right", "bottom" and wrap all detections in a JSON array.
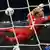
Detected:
[
  {"left": 34, "top": 8, "right": 44, "bottom": 18},
  {"left": 38, "top": 8, "right": 44, "bottom": 17}
]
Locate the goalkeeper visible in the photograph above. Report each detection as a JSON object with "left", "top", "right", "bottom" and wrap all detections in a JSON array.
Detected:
[{"left": 27, "top": 3, "right": 44, "bottom": 25}]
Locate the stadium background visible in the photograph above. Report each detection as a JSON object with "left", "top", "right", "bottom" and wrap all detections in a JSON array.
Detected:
[
  {"left": 0, "top": 0, "right": 49, "bottom": 50},
  {"left": 0, "top": 0, "right": 49, "bottom": 21}
]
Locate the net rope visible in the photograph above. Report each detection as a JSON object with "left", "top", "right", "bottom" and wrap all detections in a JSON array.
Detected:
[
  {"left": 6, "top": 0, "right": 20, "bottom": 50},
  {"left": 0, "top": 0, "right": 50, "bottom": 50},
  {"left": 26, "top": 0, "right": 42, "bottom": 50}
]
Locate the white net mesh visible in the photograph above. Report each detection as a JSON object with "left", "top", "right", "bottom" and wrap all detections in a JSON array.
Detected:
[{"left": 0, "top": 0, "right": 50, "bottom": 50}]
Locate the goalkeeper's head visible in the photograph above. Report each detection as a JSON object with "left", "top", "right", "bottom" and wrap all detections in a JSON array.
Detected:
[{"left": 32, "top": 3, "right": 44, "bottom": 18}]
